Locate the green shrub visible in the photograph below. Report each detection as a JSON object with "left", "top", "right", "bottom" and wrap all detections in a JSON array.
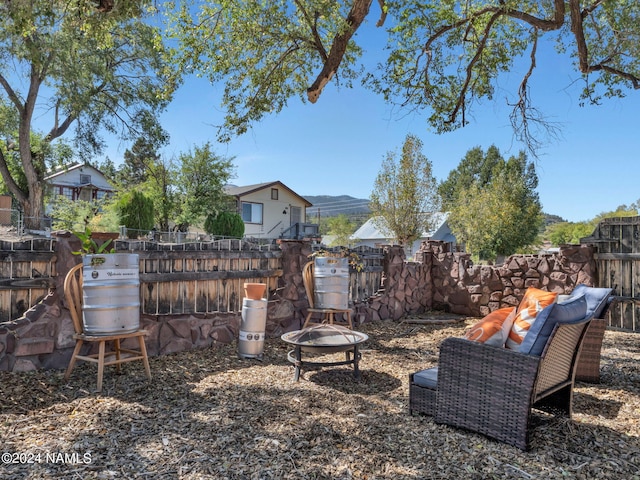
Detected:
[
  {"left": 204, "top": 211, "right": 244, "bottom": 238},
  {"left": 116, "top": 190, "right": 154, "bottom": 238}
]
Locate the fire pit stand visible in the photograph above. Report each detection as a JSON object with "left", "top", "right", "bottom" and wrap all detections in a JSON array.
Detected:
[{"left": 280, "top": 325, "right": 369, "bottom": 381}]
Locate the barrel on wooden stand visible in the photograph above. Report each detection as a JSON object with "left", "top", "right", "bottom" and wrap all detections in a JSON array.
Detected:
[
  {"left": 313, "top": 256, "right": 349, "bottom": 310},
  {"left": 82, "top": 253, "right": 140, "bottom": 335}
]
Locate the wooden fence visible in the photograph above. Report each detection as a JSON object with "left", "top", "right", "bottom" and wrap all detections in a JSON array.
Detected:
[
  {"left": 0, "top": 238, "right": 56, "bottom": 322},
  {"left": 582, "top": 216, "right": 640, "bottom": 331},
  {"left": 127, "top": 239, "right": 283, "bottom": 315},
  {"left": 0, "top": 237, "right": 386, "bottom": 322}
]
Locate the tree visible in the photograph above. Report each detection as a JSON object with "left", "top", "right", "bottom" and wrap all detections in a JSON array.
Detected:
[
  {"left": 591, "top": 205, "right": 639, "bottom": 225},
  {"left": 545, "top": 204, "right": 639, "bottom": 246},
  {"left": 117, "top": 116, "right": 170, "bottom": 189},
  {"left": 439, "top": 145, "right": 505, "bottom": 209},
  {"left": 204, "top": 211, "right": 244, "bottom": 238},
  {"left": 443, "top": 146, "right": 543, "bottom": 261},
  {"left": 119, "top": 125, "right": 176, "bottom": 232},
  {"left": 174, "top": 143, "right": 235, "bottom": 229},
  {"left": 369, "top": 134, "right": 440, "bottom": 247},
  {"left": 49, "top": 196, "right": 110, "bottom": 233},
  {"left": 546, "top": 222, "right": 594, "bottom": 246},
  {"left": 0, "top": 0, "right": 175, "bottom": 229},
  {"left": 325, "top": 214, "right": 358, "bottom": 247},
  {"left": 143, "top": 157, "right": 178, "bottom": 232},
  {"left": 116, "top": 190, "right": 155, "bottom": 238},
  {"left": 165, "top": 1, "right": 640, "bottom": 145}
]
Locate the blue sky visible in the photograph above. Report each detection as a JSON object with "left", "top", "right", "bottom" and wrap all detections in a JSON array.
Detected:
[{"left": 102, "top": 25, "right": 639, "bottom": 224}]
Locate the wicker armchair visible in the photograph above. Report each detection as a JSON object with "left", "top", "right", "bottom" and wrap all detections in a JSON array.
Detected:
[
  {"left": 575, "top": 295, "right": 616, "bottom": 383},
  {"left": 575, "top": 318, "right": 607, "bottom": 383},
  {"left": 410, "top": 318, "right": 592, "bottom": 450}
]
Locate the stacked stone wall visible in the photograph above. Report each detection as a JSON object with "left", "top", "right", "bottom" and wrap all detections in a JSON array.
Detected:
[
  {"left": 0, "top": 237, "right": 597, "bottom": 373},
  {"left": 419, "top": 241, "right": 597, "bottom": 317}
]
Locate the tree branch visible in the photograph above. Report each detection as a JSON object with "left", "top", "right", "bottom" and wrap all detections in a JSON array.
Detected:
[
  {"left": 376, "top": 0, "right": 387, "bottom": 27},
  {"left": 295, "top": 0, "right": 329, "bottom": 62},
  {"left": 0, "top": 73, "right": 24, "bottom": 115},
  {"left": 569, "top": 0, "right": 640, "bottom": 89},
  {"left": 447, "top": 12, "right": 502, "bottom": 126},
  {"left": 307, "top": 0, "right": 373, "bottom": 103},
  {"left": 507, "top": 32, "right": 562, "bottom": 154},
  {"left": 0, "top": 149, "right": 28, "bottom": 204}
]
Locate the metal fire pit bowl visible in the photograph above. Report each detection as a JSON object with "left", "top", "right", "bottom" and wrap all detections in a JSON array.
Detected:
[{"left": 281, "top": 324, "right": 369, "bottom": 381}]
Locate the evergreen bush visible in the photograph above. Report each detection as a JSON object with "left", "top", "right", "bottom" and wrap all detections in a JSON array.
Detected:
[
  {"left": 117, "top": 190, "right": 155, "bottom": 238},
  {"left": 204, "top": 211, "right": 244, "bottom": 238}
]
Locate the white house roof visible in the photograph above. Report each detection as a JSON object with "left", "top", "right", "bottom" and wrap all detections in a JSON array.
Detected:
[
  {"left": 352, "top": 212, "right": 453, "bottom": 242},
  {"left": 44, "top": 163, "right": 115, "bottom": 191},
  {"left": 224, "top": 181, "right": 312, "bottom": 207}
]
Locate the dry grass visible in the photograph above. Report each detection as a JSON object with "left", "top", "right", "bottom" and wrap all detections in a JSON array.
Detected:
[{"left": 1, "top": 315, "right": 639, "bottom": 480}]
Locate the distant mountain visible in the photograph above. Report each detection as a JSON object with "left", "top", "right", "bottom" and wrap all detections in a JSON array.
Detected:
[{"left": 304, "top": 195, "right": 371, "bottom": 218}]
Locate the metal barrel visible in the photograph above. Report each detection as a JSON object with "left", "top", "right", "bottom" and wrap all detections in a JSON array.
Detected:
[
  {"left": 313, "top": 257, "right": 349, "bottom": 310},
  {"left": 82, "top": 253, "right": 140, "bottom": 335},
  {"left": 238, "top": 298, "right": 267, "bottom": 359}
]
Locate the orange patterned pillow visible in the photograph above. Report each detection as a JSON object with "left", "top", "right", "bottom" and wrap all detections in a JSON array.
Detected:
[
  {"left": 505, "top": 287, "right": 558, "bottom": 350},
  {"left": 465, "top": 307, "right": 516, "bottom": 347}
]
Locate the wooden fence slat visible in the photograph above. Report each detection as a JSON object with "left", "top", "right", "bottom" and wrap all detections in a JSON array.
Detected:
[{"left": 584, "top": 216, "right": 640, "bottom": 332}]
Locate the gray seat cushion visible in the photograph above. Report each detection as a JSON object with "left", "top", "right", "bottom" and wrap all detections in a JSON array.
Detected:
[{"left": 412, "top": 367, "right": 438, "bottom": 389}]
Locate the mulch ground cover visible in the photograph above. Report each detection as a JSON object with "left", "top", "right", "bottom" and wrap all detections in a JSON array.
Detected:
[{"left": 1, "top": 315, "right": 639, "bottom": 479}]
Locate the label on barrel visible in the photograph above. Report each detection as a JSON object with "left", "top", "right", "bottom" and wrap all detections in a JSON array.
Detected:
[
  {"left": 239, "top": 331, "right": 265, "bottom": 341},
  {"left": 85, "top": 268, "right": 139, "bottom": 280}
]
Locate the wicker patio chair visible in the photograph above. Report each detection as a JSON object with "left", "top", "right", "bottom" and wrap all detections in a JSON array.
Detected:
[
  {"left": 575, "top": 295, "right": 616, "bottom": 383},
  {"left": 574, "top": 318, "right": 607, "bottom": 383},
  {"left": 410, "top": 317, "right": 592, "bottom": 450},
  {"left": 64, "top": 264, "right": 152, "bottom": 393}
]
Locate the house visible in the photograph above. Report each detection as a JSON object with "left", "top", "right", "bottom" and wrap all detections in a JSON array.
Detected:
[
  {"left": 224, "top": 181, "right": 319, "bottom": 240},
  {"left": 351, "top": 212, "right": 456, "bottom": 256},
  {"left": 45, "top": 163, "right": 115, "bottom": 203}
]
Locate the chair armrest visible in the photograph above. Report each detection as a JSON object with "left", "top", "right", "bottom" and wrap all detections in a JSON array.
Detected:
[
  {"left": 434, "top": 337, "right": 541, "bottom": 446},
  {"left": 437, "top": 337, "right": 541, "bottom": 390}
]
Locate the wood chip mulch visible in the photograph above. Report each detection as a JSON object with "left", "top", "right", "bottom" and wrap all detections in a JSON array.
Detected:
[{"left": 1, "top": 316, "right": 639, "bottom": 480}]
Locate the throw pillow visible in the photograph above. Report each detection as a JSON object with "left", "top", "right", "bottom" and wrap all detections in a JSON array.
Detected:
[
  {"left": 464, "top": 307, "right": 516, "bottom": 347},
  {"left": 505, "top": 287, "right": 558, "bottom": 350},
  {"left": 570, "top": 284, "right": 613, "bottom": 318},
  {"left": 518, "top": 293, "right": 588, "bottom": 356}
]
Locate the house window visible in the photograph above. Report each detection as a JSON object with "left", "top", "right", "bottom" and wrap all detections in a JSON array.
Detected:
[
  {"left": 80, "top": 174, "right": 91, "bottom": 184},
  {"left": 241, "top": 202, "right": 263, "bottom": 224},
  {"left": 271, "top": 188, "right": 278, "bottom": 200},
  {"left": 61, "top": 187, "right": 74, "bottom": 200}
]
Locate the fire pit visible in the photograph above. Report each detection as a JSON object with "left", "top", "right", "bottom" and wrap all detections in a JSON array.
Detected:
[{"left": 280, "top": 324, "right": 368, "bottom": 381}]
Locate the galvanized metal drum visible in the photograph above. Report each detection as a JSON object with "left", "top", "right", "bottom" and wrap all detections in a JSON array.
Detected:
[
  {"left": 82, "top": 253, "right": 140, "bottom": 335},
  {"left": 313, "top": 257, "right": 349, "bottom": 310},
  {"left": 238, "top": 298, "right": 267, "bottom": 359}
]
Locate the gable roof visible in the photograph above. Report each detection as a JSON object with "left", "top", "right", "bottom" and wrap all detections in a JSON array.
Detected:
[
  {"left": 224, "top": 181, "right": 313, "bottom": 207},
  {"left": 352, "top": 213, "right": 454, "bottom": 242},
  {"left": 44, "top": 163, "right": 115, "bottom": 191},
  {"left": 45, "top": 163, "right": 107, "bottom": 181}
]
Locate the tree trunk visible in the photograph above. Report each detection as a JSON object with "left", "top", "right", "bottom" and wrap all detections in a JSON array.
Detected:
[{"left": 23, "top": 182, "right": 45, "bottom": 230}]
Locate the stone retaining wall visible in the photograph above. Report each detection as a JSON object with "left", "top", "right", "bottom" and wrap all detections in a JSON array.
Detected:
[
  {"left": 0, "top": 237, "right": 597, "bottom": 373},
  {"left": 418, "top": 241, "right": 597, "bottom": 317}
]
